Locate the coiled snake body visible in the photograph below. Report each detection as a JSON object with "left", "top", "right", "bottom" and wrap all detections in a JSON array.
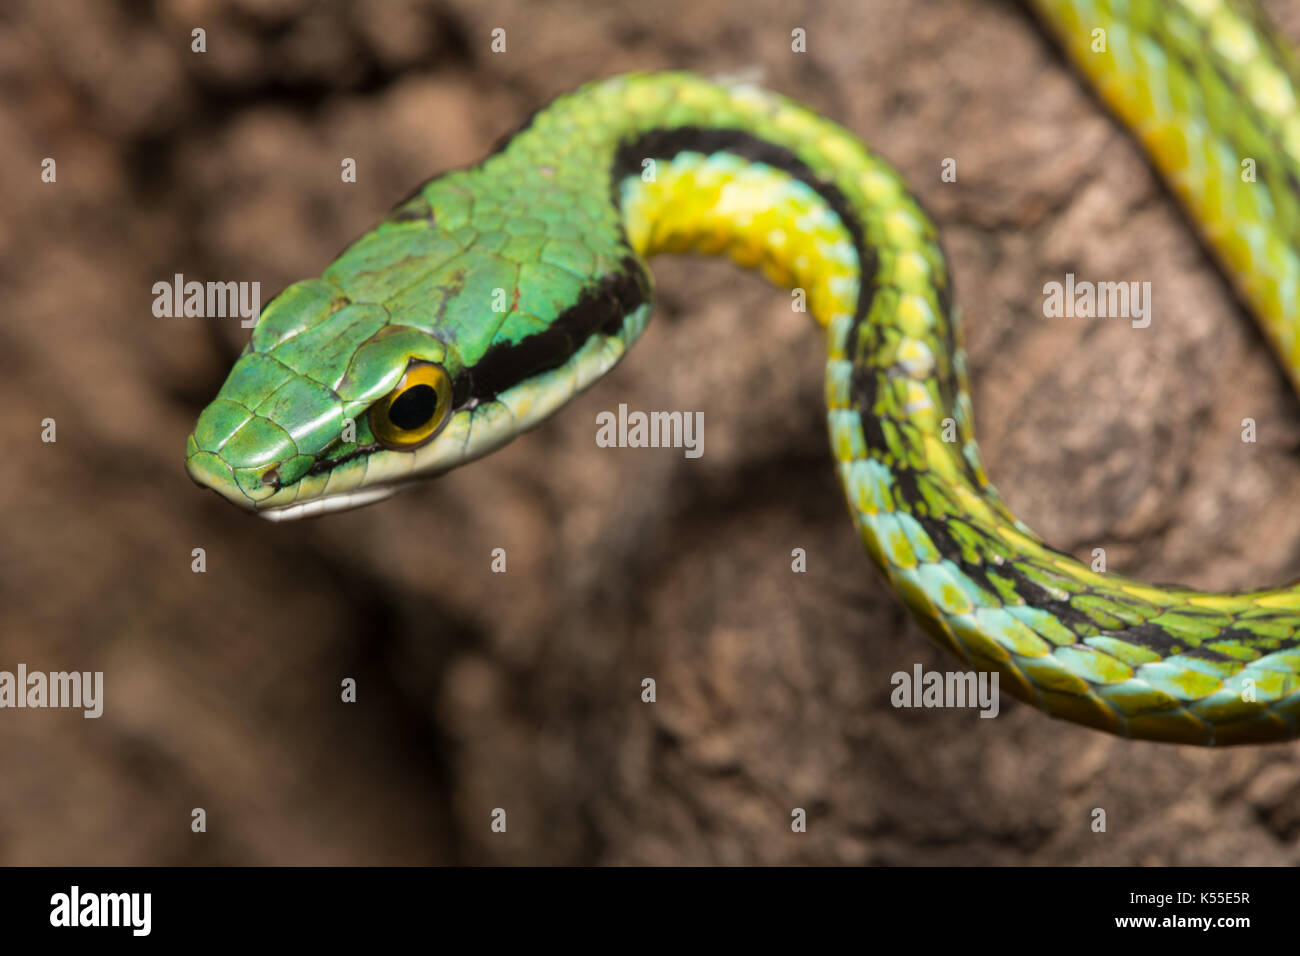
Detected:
[{"left": 188, "top": 0, "right": 1300, "bottom": 744}]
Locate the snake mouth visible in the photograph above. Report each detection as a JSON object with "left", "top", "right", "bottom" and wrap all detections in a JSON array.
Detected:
[
  {"left": 253, "top": 486, "right": 399, "bottom": 522},
  {"left": 186, "top": 442, "right": 403, "bottom": 520}
]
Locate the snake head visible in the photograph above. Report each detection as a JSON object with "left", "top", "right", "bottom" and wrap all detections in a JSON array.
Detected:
[
  {"left": 186, "top": 175, "right": 652, "bottom": 520},
  {"left": 185, "top": 276, "right": 474, "bottom": 520}
]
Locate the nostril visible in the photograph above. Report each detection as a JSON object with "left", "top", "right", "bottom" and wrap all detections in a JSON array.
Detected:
[{"left": 263, "top": 466, "right": 281, "bottom": 488}]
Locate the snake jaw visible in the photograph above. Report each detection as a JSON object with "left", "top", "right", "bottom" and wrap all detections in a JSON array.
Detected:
[
  {"left": 254, "top": 485, "right": 400, "bottom": 522},
  {"left": 185, "top": 434, "right": 402, "bottom": 520}
]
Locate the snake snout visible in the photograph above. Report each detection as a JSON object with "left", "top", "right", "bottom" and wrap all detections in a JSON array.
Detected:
[
  {"left": 185, "top": 423, "right": 315, "bottom": 510},
  {"left": 184, "top": 439, "right": 254, "bottom": 509}
]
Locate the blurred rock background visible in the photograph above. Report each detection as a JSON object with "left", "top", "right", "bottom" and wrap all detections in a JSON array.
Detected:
[{"left": 1, "top": 0, "right": 1298, "bottom": 864}]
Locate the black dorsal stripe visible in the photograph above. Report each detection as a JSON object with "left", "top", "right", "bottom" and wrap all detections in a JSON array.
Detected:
[
  {"left": 466, "top": 254, "right": 651, "bottom": 402},
  {"left": 466, "top": 125, "right": 875, "bottom": 405}
]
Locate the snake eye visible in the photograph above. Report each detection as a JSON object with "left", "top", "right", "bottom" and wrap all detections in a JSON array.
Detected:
[{"left": 369, "top": 361, "right": 453, "bottom": 450}]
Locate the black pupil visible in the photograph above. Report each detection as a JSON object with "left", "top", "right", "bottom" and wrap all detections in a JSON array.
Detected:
[{"left": 388, "top": 384, "right": 438, "bottom": 431}]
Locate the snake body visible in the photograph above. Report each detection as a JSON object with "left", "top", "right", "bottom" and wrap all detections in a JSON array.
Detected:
[{"left": 188, "top": 0, "right": 1300, "bottom": 744}]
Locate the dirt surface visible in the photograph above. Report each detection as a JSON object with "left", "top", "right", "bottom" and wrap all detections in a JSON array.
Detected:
[{"left": 2, "top": 0, "right": 1300, "bottom": 865}]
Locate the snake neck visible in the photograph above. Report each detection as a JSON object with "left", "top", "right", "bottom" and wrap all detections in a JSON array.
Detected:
[{"left": 486, "top": 71, "right": 977, "bottom": 483}]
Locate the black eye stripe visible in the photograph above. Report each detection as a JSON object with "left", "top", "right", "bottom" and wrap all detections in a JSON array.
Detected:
[{"left": 388, "top": 384, "right": 438, "bottom": 431}]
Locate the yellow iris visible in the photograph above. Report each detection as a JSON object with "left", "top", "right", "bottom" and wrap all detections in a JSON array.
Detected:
[{"left": 368, "top": 361, "right": 452, "bottom": 449}]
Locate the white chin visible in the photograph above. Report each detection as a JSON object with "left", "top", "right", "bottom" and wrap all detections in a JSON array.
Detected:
[{"left": 256, "top": 486, "right": 398, "bottom": 522}]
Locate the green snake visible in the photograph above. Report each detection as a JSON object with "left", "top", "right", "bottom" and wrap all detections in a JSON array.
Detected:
[{"left": 187, "top": 0, "right": 1300, "bottom": 745}]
